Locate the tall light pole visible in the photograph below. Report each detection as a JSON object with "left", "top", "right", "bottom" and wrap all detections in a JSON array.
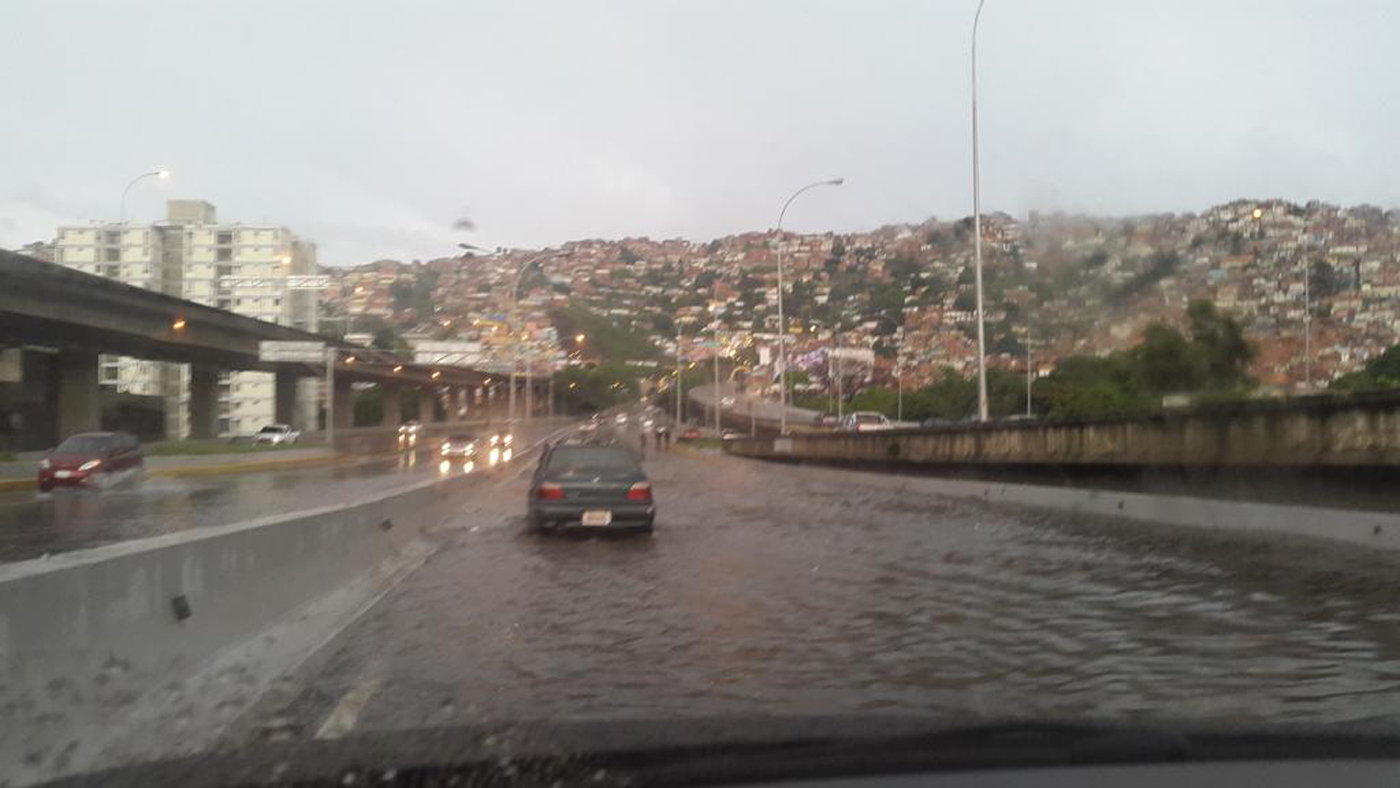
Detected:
[
  {"left": 1303, "top": 258, "right": 1313, "bottom": 390},
  {"left": 505, "top": 250, "right": 565, "bottom": 421},
  {"left": 776, "top": 177, "right": 844, "bottom": 435},
  {"left": 710, "top": 304, "right": 725, "bottom": 433},
  {"left": 675, "top": 321, "right": 685, "bottom": 426},
  {"left": 1025, "top": 327, "right": 1033, "bottom": 417},
  {"left": 971, "top": 0, "right": 989, "bottom": 422},
  {"left": 120, "top": 169, "right": 169, "bottom": 224},
  {"left": 897, "top": 362, "right": 904, "bottom": 422}
]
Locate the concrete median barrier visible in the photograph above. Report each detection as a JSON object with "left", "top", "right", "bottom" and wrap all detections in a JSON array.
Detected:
[{"left": 0, "top": 459, "right": 495, "bottom": 784}]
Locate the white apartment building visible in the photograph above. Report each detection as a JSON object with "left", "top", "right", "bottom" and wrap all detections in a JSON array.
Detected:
[{"left": 53, "top": 200, "right": 322, "bottom": 439}]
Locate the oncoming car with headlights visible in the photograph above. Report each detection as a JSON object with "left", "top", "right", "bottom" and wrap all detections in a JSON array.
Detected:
[
  {"left": 439, "top": 433, "right": 478, "bottom": 460},
  {"left": 485, "top": 430, "right": 514, "bottom": 465}
]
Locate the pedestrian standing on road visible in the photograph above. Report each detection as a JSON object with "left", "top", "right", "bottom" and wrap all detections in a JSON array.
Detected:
[{"left": 639, "top": 429, "right": 649, "bottom": 458}]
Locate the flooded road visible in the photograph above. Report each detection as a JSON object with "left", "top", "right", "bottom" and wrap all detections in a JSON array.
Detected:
[
  {"left": 0, "top": 423, "right": 564, "bottom": 563},
  {"left": 227, "top": 444, "right": 1400, "bottom": 747}
]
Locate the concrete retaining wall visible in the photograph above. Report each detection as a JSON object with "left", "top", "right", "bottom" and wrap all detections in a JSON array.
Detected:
[
  {"left": 728, "top": 390, "right": 1400, "bottom": 468},
  {"left": 0, "top": 466, "right": 483, "bottom": 780}
]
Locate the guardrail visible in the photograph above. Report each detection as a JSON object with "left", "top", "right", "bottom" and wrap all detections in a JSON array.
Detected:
[{"left": 0, "top": 447, "right": 520, "bottom": 783}]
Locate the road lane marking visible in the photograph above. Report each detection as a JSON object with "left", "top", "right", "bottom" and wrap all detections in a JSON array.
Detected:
[{"left": 314, "top": 678, "right": 382, "bottom": 740}]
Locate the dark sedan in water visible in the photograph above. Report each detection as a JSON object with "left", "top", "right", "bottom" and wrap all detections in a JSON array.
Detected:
[
  {"left": 528, "top": 444, "right": 655, "bottom": 532},
  {"left": 37, "top": 431, "right": 144, "bottom": 491}
]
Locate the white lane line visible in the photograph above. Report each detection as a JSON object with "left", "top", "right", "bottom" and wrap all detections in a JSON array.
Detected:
[{"left": 314, "top": 678, "right": 382, "bottom": 740}]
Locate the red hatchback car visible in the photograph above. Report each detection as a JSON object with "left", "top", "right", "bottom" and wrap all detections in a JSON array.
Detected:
[{"left": 38, "top": 432, "right": 145, "bottom": 491}]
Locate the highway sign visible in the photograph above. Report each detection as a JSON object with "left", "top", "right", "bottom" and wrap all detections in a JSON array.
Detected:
[{"left": 259, "top": 340, "right": 326, "bottom": 363}]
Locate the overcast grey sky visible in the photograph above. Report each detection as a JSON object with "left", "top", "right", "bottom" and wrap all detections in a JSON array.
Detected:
[{"left": 2, "top": 1, "right": 1397, "bottom": 265}]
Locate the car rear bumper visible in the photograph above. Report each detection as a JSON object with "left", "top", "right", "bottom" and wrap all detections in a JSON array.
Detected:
[{"left": 530, "top": 502, "right": 655, "bottom": 529}]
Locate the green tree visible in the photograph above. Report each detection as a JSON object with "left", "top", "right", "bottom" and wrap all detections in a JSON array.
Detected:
[
  {"left": 1131, "top": 323, "right": 1204, "bottom": 393},
  {"left": 1309, "top": 259, "right": 1342, "bottom": 299},
  {"left": 1186, "top": 299, "right": 1254, "bottom": 389},
  {"left": 1332, "top": 344, "right": 1400, "bottom": 391}
]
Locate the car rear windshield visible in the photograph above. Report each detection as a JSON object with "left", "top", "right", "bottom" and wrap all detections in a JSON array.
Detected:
[
  {"left": 56, "top": 435, "right": 111, "bottom": 453},
  {"left": 259, "top": 426, "right": 285, "bottom": 433},
  {"left": 855, "top": 414, "right": 884, "bottom": 424},
  {"left": 448, "top": 435, "right": 476, "bottom": 443},
  {"left": 544, "top": 447, "right": 640, "bottom": 477}
]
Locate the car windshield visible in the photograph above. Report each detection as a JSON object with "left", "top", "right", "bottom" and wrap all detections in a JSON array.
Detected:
[
  {"left": 54, "top": 436, "right": 111, "bottom": 454},
  {"left": 7, "top": 2, "right": 1400, "bottom": 785}
]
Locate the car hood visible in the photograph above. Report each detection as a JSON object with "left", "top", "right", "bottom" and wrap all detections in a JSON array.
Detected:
[{"left": 54, "top": 716, "right": 1400, "bottom": 788}]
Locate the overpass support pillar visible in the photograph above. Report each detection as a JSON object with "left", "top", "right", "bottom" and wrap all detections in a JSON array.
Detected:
[
  {"left": 333, "top": 378, "right": 354, "bottom": 430},
  {"left": 455, "top": 387, "right": 469, "bottom": 421},
  {"left": 380, "top": 383, "right": 402, "bottom": 428},
  {"left": 274, "top": 369, "right": 299, "bottom": 428},
  {"left": 422, "top": 388, "right": 440, "bottom": 424},
  {"left": 188, "top": 364, "right": 219, "bottom": 440},
  {"left": 56, "top": 350, "right": 100, "bottom": 439}
]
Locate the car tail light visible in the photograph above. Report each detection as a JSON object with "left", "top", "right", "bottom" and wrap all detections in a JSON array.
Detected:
[
  {"left": 627, "top": 482, "right": 652, "bottom": 501},
  {"left": 536, "top": 483, "right": 565, "bottom": 500}
]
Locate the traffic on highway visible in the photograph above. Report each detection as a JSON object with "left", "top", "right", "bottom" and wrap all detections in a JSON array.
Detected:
[
  {"left": 0, "top": 421, "right": 547, "bottom": 563},
  {"left": 6, "top": 2, "right": 1400, "bottom": 786}
]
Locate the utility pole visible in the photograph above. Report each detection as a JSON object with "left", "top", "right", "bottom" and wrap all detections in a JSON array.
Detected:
[
  {"left": 971, "top": 0, "right": 989, "bottom": 422},
  {"left": 1304, "top": 258, "right": 1313, "bottom": 390},
  {"left": 836, "top": 354, "right": 844, "bottom": 421},
  {"left": 714, "top": 347, "right": 722, "bottom": 433},
  {"left": 897, "top": 368, "right": 904, "bottom": 422},
  {"left": 817, "top": 349, "right": 828, "bottom": 417},
  {"left": 324, "top": 346, "right": 335, "bottom": 447},
  {"left": 1026, "top": 327, "right": 1033, "bottom": 417},
  {"left": 524, "top": 353, "right": 533, "bottom": 421},
  {"left": 675, "top": 323, "right": 684, "bottom": 426}
]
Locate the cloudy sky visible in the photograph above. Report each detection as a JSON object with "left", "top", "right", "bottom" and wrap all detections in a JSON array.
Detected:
[{"left": 2, "top": 0, "right": 1396, "bottom": 265}]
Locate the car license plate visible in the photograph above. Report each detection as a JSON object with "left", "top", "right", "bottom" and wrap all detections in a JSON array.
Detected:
[
  {"left": 55, "top": 470, "right": 72, "bottom": 479},
  {"left": 581, "top": 510, "right": 612, "bottom": 526}
]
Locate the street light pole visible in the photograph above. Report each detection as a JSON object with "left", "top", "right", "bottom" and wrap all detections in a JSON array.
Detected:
[
  {"left": 971, "top": 0, "right": 989, "bottom": 422},
  {"left": 675, "top": 324, "right": 685, "bottom": 426},
  {"left": 504, "top": 250, "right": 565, "bottom": 422},
  {"left": 120, "top": 169, "right": 169, "bottom": 224},
  {"left": 776, "top": 178, "right": 844, "bottom": 435},
  {"left": 1025, "top": 327, "right": 1033, "bottom": 417},
  {"left": 897, "top": 366, "right": 904, "bottom": 422},
  {"left": 324, "top": 346, "right": 336, "bottom": 448},
  {"left": 1303, "top": 258, "right": 1313, "bottom": 390}
]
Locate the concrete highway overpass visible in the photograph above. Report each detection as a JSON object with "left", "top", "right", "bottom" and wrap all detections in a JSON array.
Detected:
[{"left": 0, "top": 250, "right": 528, "bottom": 447}]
